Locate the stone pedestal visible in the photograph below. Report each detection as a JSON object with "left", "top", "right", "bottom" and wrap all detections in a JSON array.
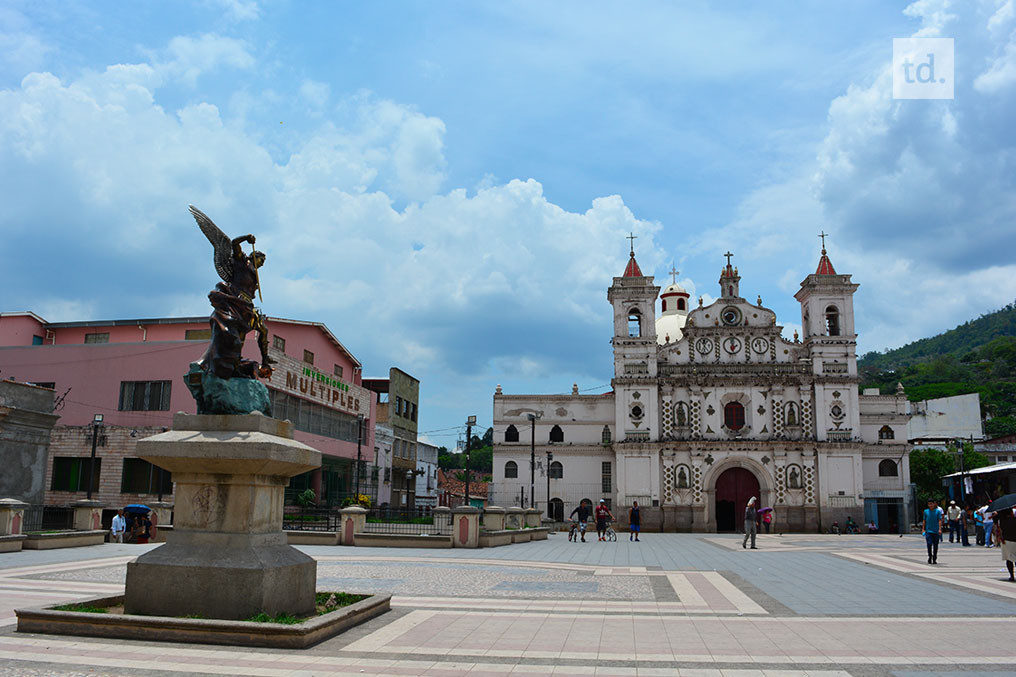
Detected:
[
  {"left": 506, "top": 507, "right": 525, "bottom": 530},
  {"left": 0, "top": 498, "right": 27, "bottom": 535},
  {"left": 482, "top": 506, "right": 506, "bottom": 531},
  {"left": 124, "top": 413, "right": 321, "bottom": 621},
  {"left": 339, "top": 506, "right": 367, "bottom": 545},
  {"left": 147, "top": 501, "right": 174, "bottom": 540},
  {"left": 72, "top": 500, "right": 103, "bottom": 531},
  {"left": 451, "top": 506, "right": 480, "bottom": 548},
  {"left": 524, "top": 508, "right": 541, "bottom": 528}
]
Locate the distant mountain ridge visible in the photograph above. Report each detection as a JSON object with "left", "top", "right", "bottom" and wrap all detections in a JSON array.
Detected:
[{"left": 859, "top": 302, "right": 1016, "bottom": 438}]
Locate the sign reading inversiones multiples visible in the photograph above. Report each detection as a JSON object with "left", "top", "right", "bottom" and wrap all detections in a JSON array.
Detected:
[{"left": 267, "top": 351, "right": 370, "bottom": 418}]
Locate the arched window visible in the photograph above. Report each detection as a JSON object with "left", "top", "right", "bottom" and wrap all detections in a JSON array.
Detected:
[
  {"left": 549, "top": 497, "right": 564, "bottom": 522},
  {"left": 677, "top": 298, "right": 686, "bottom": 310},
  {"left": 825, "top": 305, "right": 840, "bottom": 336},
  {"left": 601, "top": 425, "right": 612, "bottom": 444},
  {"left": 878, "top": 459, "right": 898, "bottom": 477},
  {"left": 549, "top": 425, "right": 564, "bottom": 443},
  {"left": 662, "top": 299, "right": 668, "bottom": 312},
  {"left": 878, "top": 425, "right": 894, "bottom": 440},
  {"left": 504, "top": 461, "right": 518, "bottom": 478},
  {"left": 504, "top": 424, "right": 519, "bottom": 442},
  {"left": 723, "top": 401, "right": 745, "bottom": 431},
  {"left": 627, "top": 308, "right": 642, "bottom": 337},
  {"left": 549, "top": 461, "right": 563, "bottom": 479}
]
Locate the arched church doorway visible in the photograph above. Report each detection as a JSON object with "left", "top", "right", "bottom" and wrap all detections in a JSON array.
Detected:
[
  {"left": 714, "top": 467, "right": 760, "bottom": 532},
  {"left": 549, "top": 498, "right": 564, "bottom": 522}
]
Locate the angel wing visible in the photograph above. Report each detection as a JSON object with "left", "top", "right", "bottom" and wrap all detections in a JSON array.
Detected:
[{"left": 190, "top": 205, "right": 233, "bottom": 283}]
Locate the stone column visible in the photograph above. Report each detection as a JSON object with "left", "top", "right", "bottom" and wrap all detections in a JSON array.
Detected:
[
  {"left": 524, "top": 508, "right": 541, "bottom": 528},
  {"left": 0, "top": 498, "right": 27, "bottom": 535},
  {"left": 340, "top": 506, "right": 367, "bottom": 545},
  {"left": 506, "top": 506, "right": 525, "bottom": 530},
  {"left": 0, "top": 498, "right": 27, "bottom": 553},
  {"left": 72, "top": 500, "right": 103, "bottom": 532},
  {"left": 482, "top": 506, "right": 505, "bottom": 531},
  {"left": 125, "top": 413, "right": 321, "bottom": 620},
  {"left": 451, "top": 506, "right": 480, "bottom": 548},
  {"left": 147, "top": 501, "right": 173, "bottom": 542}
]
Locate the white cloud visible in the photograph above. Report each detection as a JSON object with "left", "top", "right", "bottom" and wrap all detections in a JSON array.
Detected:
[
  {"left": 207, "top": 0, "right": 261, "bottom": 22},
  {"left": 152, "top": 34, "right": 255, "bottom": 87}
]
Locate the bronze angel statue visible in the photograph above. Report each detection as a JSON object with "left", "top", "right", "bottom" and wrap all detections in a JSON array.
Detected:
[{"left": 190, "top": 205, "right": 275, "bottom": 380}]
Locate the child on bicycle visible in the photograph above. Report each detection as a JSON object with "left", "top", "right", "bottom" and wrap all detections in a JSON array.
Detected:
[{"left": 595, "top": 499, "right": 614, "bottom": 542}]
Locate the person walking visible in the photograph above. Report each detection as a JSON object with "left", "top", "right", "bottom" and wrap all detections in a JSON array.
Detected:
[
  {"left": 628, "top": 501, "right": 641, "bottom": 541},
  {"left": 960, "top": 504, "right": 971, "bottom": 546},
  {"left": 594, "top": 499, "right": 613, "bottom": 542},
  {"left": 947, "top": 500, "right": 962, "bottom": 543},
  {"left": 569, "top": 501, "right": 592, "bottom": 542},
  {"left": 762, "top": 511, "right": 772, "bottom": 534},
  {"left": 975, "top": 507, "right": 985, "bottom": 545},
  {"left": 742, "top": 497, "right": 759, "bottom": 550},
  {"left": 110, "top": 509, "right": 126, "bottom": 544},
  {"left": 923, "top": 499, "right": 945, "bottom": 564},
  {"left": 996, "top": 508, "right": 1016, "bottom": 582},
  {"left": 984, "top": 509, "right": 995, "bottom": 548}
]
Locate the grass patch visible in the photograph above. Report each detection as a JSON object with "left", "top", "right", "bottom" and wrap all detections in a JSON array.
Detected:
[
  {"left": 53, "top": 603, "right": 108, "bottom": 613},
  {"left": 180, "top": 613, "right": 206, "bottom": 619},
  {"left": 245, "top": 612, "right": 303, "bottom": 624},
  {"left": 315, "top": 591, "right": 368, "bottom": 615},
  {"left": 366, "top": 517, "right": 433, "bottom": 525}
]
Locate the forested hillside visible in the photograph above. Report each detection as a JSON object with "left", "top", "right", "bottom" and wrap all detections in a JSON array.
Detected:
[{"left": 859, "top": 302, "right": 1016, "bottom": 438}]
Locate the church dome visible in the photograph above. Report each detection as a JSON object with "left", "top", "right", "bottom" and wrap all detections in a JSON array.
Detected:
[{"left": 657, "top": 280, "right": 690, "bottom": 344}]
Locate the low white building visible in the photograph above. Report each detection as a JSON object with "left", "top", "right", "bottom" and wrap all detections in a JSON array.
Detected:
[
  {"left": 415, "top": 441, "right": 440, "bottom": 509},
  {"left": 907, "top": 393, "right": 984, "bottom": 447}
]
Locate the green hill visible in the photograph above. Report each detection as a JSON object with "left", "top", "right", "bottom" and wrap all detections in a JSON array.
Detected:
[{"left": 859, "top": 302, "right": 1016, "bottom": 438}]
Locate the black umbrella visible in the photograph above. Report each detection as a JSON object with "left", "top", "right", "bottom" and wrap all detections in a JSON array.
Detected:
[{"left": 987, "top": 494, "right": 1016, "bottom": 514}]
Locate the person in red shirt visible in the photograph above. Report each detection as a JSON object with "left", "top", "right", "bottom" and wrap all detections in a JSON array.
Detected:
[{"left": 594, "top": 499, "right": 614, "bottom": 542}]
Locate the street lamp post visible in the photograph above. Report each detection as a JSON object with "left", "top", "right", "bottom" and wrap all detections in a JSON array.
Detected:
[
  {"left": 464, "top": 415, "right": 475, "bottom": 508},
  {"left": 355, "top": 414, "right": 364, "bottom": 503},
  {"left": 527, "top": 413, "right": 540, "bottom": 509},
  {"left": 86, "top": 414, "right": 103, "bottom": 500},
  {"left": 546, "top": 450, "right": 553, "bottom": 519}
]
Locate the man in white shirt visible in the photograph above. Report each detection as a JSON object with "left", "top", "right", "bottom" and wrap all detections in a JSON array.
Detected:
[
  {"left": 111, "top": 509, "right": 126, "bottom": 543},
  {"left": 947, "top": 500, "right": 962, "bottom": 543}
]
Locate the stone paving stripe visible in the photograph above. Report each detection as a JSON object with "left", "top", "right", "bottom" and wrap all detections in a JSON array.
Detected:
[
  {"left": 667, "top": 573, "right": 706, "bottom": 607},
  {"left": 342, "top": 609, "right": 437, "bottom": 652},
  {"left": 701, "top": 572, "right": 768, "bottom": 614}
]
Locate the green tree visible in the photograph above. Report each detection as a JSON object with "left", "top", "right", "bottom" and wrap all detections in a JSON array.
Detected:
[
  {"left": 909, "top": 448, "right": 955, "bottom": 506},
  {"left": 985, "top": 415, "right": 1016, "bottom": 438}
]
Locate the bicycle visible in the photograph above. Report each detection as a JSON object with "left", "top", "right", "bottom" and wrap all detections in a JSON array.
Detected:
[
  {"left": 568, "top": 519, "right": 588, "bottom": 542},
  {"left": 604, "top": 520, "right": 617, "bottom": 542}
]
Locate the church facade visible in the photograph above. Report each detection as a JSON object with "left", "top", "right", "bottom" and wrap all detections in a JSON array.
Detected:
[{"left": 492, "top": 245, "right": 912, "bottom": 533}]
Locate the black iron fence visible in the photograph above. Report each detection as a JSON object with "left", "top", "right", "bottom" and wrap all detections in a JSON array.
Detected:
[
  {"left": 363, "top": 507, "right": 451, "bottom": 535},
  {"left": 22, "top": 505, "right": 74, "bottom": 533},
  {"left": 282, "top": 507, "right": 341, "bottom": 532}
]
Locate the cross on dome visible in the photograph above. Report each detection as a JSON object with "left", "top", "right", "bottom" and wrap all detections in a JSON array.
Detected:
[
  {"left": 627, "top": 232, "right": 638, "bottom": 255},
  {"left": 669, "top": 266, "right": 679, "bottom": 284},
  {"left": 724, "top": 251, "right": 733, "bottom": 266}
]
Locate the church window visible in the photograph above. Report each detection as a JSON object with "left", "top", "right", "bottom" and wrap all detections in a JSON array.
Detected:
[
  {"left": 662, "top": 299, "right": 667, "bottom": 312},
  {"left": 627, "top": 309, "right": 642, "bottom": 337},
  {"left": 504, "top": 461, "right": 518, "bottom": 478},
  {"left": 677, "top": 298, "right": 686, "bottom": 310},
  {"left": 549, "top": 461, "right": 563, "bottom": 479},
  {"left": 505, "top": 424, "right": 519, "bottom": 442},
  {"left": 549, "top": 425, "right": 564, "bottom": 443},
  {"left": 601, "top": 426, "right": 612, "bottom": 444},
  {"left": 878, "top": 425, "right": 894, "bottom": 440},
  {"left": 825, "top": 306, "right": 840, "bottom": 336},
  {"left": 601, "top": 462, "right": 612, "bottom": 494},
  {"left": 723, "top": 401, "right": 745, "bottom": 431},
  {"left": 878, "top": 459, "right": 898, "bottom": 477}
]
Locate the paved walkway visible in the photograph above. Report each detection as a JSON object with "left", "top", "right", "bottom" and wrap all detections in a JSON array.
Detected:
[{"left": 1, "top": 533, "right": 1014, "bottom": 676}]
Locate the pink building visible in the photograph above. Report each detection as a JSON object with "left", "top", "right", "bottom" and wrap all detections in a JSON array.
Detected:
[{"left": 0, "top": 311, "right": 378, "bottom": 515}]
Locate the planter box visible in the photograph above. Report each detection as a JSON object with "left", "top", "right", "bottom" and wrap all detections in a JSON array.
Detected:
[
  {"left": 510, "top": 530, "right": 532, "bottom": 544},
  {"left": 22, "top": 530, "right": 107, "bottom": 550},
  {"left": 285, "top": 531, "right": 339, "bottom": 546},
  {"left": 16, "top": 593, "right": 391, "bottom": 649},
  {"left": 528, "top": 527, "right": 550, "bottom": 541},
  {"left": 0, "top": 535, "right": 27, "bottom": 553},
  {"left": 354, "top": 533, "right": 451, "bottom": 548},
  {"left": 478, "top": 531, "right": 513, "bottom": 547}
]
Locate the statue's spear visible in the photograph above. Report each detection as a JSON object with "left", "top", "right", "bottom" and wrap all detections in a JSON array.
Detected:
[{"left": 251, "top": 242, "right": 263, "bottom": 303}]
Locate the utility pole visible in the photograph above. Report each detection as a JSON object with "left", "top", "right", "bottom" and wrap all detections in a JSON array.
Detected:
[
  {"left": 355, "top": 414, "right": 364, "bottom": 503},
  {"left": 956, "top": 438, "right": 966, "bottom": 502},
  {"left": 546, "top": 450, "right": 553, "bottom": 519},
  {"left": 464, "top": 416, "right": 475, "bottom": 508},
  {"left": 527, "top": 413, "right": 540, "bottom": 509},
  {"left": 86, "top": 414, "right": 103, "bottom": 500}
]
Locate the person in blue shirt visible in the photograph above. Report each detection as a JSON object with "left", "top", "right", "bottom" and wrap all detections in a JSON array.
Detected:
[{"left": 923, "top": 499, "right": 945, "bottom": 564}]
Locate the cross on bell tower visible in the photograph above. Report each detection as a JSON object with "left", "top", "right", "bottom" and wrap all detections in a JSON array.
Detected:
[{"left": 718, "top": 251, "right": 741, "bottom": 298}]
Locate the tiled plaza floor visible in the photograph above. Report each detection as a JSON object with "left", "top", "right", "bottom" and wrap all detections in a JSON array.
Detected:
[{"left": 1, "top": 533, "right": 1014, "bottom": 676}]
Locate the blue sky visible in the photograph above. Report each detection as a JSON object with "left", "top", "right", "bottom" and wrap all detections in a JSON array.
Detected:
[{"left": 2, "top": 1, "right": 1016, "bottom": 448}]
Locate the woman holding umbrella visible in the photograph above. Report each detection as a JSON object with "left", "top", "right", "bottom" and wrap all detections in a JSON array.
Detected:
[{"left": 986, "top": 494, "right": 1016, "bottom": 582}]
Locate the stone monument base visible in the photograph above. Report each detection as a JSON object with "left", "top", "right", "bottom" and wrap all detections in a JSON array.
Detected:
[{"left": 123, "top": 412, "right": 320, "bottom": 621}]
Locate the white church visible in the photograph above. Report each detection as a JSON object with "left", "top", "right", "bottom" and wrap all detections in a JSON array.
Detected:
[{"left": 492, "top": 242, "right": 913, "bottom": 532}]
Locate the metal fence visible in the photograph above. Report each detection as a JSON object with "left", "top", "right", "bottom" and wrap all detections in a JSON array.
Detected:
[
  {"left": 282, "top": 507, "right": 342, "bottom": 532},
  {"left": 22, "top": 505, "right": 74, "bottom": 533},
  {"left": 362, "top": 507, "right": 452, "bottom": 535}
]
